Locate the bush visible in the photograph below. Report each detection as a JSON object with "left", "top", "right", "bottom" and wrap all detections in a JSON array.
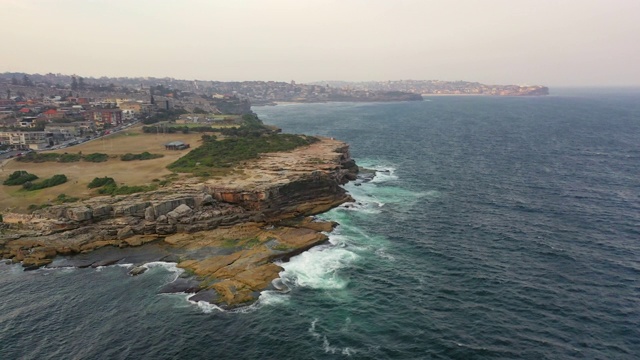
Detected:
[
  {"left": 120, "top": 152, "right": 163, "bottom": 161},
  {"left": 27, "top": 204, "right": 51, "bottom": 212},
  {"left": 168, "top": 133, "right": 318, "bottom": 173},
  {"left": 55, "top": 193, "right": 79, "bottom": 203},
  {"left": 3, "top": 170, "right": 39, "bottom": 185},
  {"left": 23, "top": 174, "right": 68, "bottom": 191},
  {"left": 87, "top": 177, "right": 116, "bottom": 189},
  {"left": 59, "top": 153, "right": 81, "bottom": 163},
  {"left": 16, "top": 153, "right": 59, "bottom": 163},
  {"left": 83, "top": 153, "right": 109, "bottom": 162}
]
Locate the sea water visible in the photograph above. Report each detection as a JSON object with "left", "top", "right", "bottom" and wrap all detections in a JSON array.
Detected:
[{"left": 1, "top": 88, "right": 639, "bottom": 359}]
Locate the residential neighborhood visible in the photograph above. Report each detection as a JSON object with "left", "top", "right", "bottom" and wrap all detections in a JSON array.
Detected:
[{"left": 0, "top": 73, "right": 253, "bottom": 152}]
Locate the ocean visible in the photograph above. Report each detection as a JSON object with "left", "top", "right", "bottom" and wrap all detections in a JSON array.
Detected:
[{"left": 1, "top": 88, "right": 639, "bottom": 359}]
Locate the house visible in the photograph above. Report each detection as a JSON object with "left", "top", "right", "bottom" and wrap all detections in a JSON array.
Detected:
[
  {"left": 17, "top": 117, "right": 39, "bottom": 128},
  {"left": 164, "top": 141, "right": 190, "bottom": 150},
  {"left": 42, "top": 109, "right": 64, "bottom": 120},
  {"left": 0, "top": 131, "right": 52, "bottom": 150},
  {"left": 83, "top": 108, "right": 123, "bottom": 127},
  {"left": 45, "top": 121, "right": 95, "bottom": 141}
]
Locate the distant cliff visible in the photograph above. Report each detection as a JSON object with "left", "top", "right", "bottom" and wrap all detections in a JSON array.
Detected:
[{"left": 313, "top": 80, "right": 550, "bottom": 96}]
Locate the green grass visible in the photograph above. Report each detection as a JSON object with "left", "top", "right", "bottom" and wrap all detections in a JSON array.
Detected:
[{"left": 168, "top": 133, "right": 318, "bottom": 174}]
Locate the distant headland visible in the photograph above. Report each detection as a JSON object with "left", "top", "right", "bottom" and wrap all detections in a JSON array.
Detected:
[{"left": 0, "top": 73, "right": 548, "bottom": 109}]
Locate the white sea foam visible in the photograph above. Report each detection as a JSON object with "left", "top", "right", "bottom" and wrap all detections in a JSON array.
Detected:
[
  {"left": 370, "top": 166, "right": 398, "bottom": 183},
  {"left": 375, "top": 248, "right": 396, "bottom": 261},
  {"left": 257, "top": 290, "right": 291, "bottom": 307},
  {"left": 279, "top": 243, "right": 358, "bottom": 289},
  {"left": 309, "top": 318, "right": 358, "bottom": 356},
  {"left": 141, "top": 261, "right": 184, "bottom": 281},
  {"left": 192, "top": 300, "right": 224, "bottom": 314}
]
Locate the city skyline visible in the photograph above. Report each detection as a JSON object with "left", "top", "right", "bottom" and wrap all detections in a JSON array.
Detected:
[{"left": 1, "top": 0, "right": 639, "bottom": 87}]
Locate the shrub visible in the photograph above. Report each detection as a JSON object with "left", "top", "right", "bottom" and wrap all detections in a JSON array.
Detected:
[
  {"left": 83, "top": 153, "right": 109, "bottom": 162},
  {"left": 16, "top": 153, "right": 59, "bottom": 163},
  {"left": 3, "top": 170, "right": 39, "bottom": 185},
  {"left": 55, "top": 193, "right": 79, "bottom": 203},
  {"left": 23, "top": 174, "right": 68, "bottom": 191},
  {"left": 120, "top": 152, "right": 163, "bottom": 161},
  {"left": 59, "top": 153, "right": 81, "bottom": 163},
  {"left": 87, "top": 177, "right": 116, "bottom": 189},
  {"left": 27, "top": 204, "right": 51, "bottom": 212}
]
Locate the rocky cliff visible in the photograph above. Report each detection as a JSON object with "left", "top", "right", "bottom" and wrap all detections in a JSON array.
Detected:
[{"left": 0, "top": 137, "right": 359, "bottom": 308}]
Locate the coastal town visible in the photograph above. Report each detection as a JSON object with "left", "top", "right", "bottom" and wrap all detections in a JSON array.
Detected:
[{"left": 0, "top": 73, "right": 548, "bottom": 153}]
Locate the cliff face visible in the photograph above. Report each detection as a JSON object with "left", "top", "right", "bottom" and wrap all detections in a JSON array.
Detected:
[{"left": 0, "top": 137, "right": 358, "bottom": 308}]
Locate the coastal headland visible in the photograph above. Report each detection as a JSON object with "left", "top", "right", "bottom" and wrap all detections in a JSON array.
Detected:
[{"left": 0, "top": 130, "right": 359, "bottom": 308}]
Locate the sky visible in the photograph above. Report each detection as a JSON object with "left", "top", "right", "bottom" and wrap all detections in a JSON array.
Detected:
[{"left": 1, "top": 0, "right": 639, "bottom": 86}]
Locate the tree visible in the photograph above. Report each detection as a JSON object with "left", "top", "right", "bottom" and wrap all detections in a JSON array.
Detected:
[
  {"left": 6, "top": 89, "right": 10, "bottom": 100},
  {"left": 71, "top": 76, "right": 78, "bottom": 90},
  {"left": 78, "top": 77, "right": 85, "bottom": 90},
  {"left": 22, "top": 74, "right": 33, "bottom": 86},
  {"left": 11, "top": 76, "right": 18, "bottom": 85}
]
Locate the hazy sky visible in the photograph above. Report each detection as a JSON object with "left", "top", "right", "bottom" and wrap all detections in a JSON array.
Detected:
[{"left": 2, "top": 0, "right": 639, "bottom": 86}]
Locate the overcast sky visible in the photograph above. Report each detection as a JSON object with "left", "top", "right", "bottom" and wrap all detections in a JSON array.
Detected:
[{"left": 2, "top": 0, "right": 639, "bottom": 86}]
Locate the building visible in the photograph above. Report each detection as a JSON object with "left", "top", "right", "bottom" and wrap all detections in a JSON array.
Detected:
[
  {"left": 17, "top": 117, "right": 39, "bottom": 128},
  {"left": 164, "top": 141, "right": 190, "bottom": 150},
  {"left": 0, "top": 131, "right": 52, "bottom": 150},
  {"left": 83, "top": 108, "right": 123, "bottom": 127},
  {"left": 45, "top": 121, "right": 95, "bottom": 142},
  {"left": 42, "top": 109, "right": 64, "bottom": 120}
]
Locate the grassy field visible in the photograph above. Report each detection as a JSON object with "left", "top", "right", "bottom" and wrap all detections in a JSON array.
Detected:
[{"left": 0, "top": 126, "right": 204, "bottom": 213}]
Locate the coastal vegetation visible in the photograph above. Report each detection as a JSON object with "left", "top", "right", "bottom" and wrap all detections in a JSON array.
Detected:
[
  {"left": 168, "top": 133, "right": 318, "bottom": 174},
  {"left": 120, "top": 152, "right": 164, "bottom": 161},
  {"left": 22, "top": 174, "right": 68, "bottom": 191},
  {"left": 142, "top": 125, "right": 215, "bottom": 134},
  {"left": 88, "top": 176, "right": 156, "bottom": 195},
  {"left": 3, "top": 170, "right": 38, "bottom": 186},
  {"left": 16, "top": 152, "right": 109, "bottom": 163},
  {"left": 87, "top": 176, "right": 116, "bottom": 189}
]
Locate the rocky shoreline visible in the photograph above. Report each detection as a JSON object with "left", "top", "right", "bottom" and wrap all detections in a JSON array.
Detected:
[{"left": 0, "top": 137, "right": 359, "bottom": 308}]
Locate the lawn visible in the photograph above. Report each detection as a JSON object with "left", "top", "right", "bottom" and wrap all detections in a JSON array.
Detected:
[{"left": 0, "top": 126, "right": 204, "bottom": 213}]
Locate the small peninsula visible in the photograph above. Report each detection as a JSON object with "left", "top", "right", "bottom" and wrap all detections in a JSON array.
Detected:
[{"left": 0, "top": 112, "right": 359, "bottom": 308}]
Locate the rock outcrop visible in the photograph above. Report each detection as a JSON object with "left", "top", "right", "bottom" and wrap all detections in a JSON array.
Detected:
[{"left": 0, "top": 137, "right": 358, "bottom": 308}]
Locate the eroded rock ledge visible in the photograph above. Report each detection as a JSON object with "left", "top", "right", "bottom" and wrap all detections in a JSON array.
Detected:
[{"left": 0, "top": 137, "right": 358, "bottom": 308}]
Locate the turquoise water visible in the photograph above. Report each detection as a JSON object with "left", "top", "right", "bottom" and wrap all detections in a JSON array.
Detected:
[{"left": 2, "top": 89, "right": 640, "bottom": 359}]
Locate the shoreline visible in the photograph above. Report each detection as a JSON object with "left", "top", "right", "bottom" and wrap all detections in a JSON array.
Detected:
[{"left": 0, "top": 137, "right": 359, "bottom": 308}]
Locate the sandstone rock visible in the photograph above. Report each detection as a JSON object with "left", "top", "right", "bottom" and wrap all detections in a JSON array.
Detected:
[
  {"left": 0, "top": 137, "right": 360, "bottom": 309},
  {"left": 92, "top": 205, "right": 113, "bottom": 219},
  {"left": 117, "top": 226, "right": 134, "bottom": 240},
  {"left": 156, "top": 224, "right": 176, "bottom": 235},
  {"left": 144, "top": 206, "right": 155, "bottom": 221},
  {"left": 167, "top": 204, "right": 193, "bottom": 220},
  {"left": 113, "top": 202, "right": 150, "bottom": 217},
  {"left": 22, "top": 257, "right": 52, "bottom": 268},
  {"left": 188, "top": 289, "right": 219, "bottom": 304},
  {"left": 66, "top": 207, "right": 93, "bottom": 222},
  {"left": 30, "top": 247, "right": 57, "bottom": 259},
  {"left": 129, "top": 266, "right": 147, "bottom": 276}
]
